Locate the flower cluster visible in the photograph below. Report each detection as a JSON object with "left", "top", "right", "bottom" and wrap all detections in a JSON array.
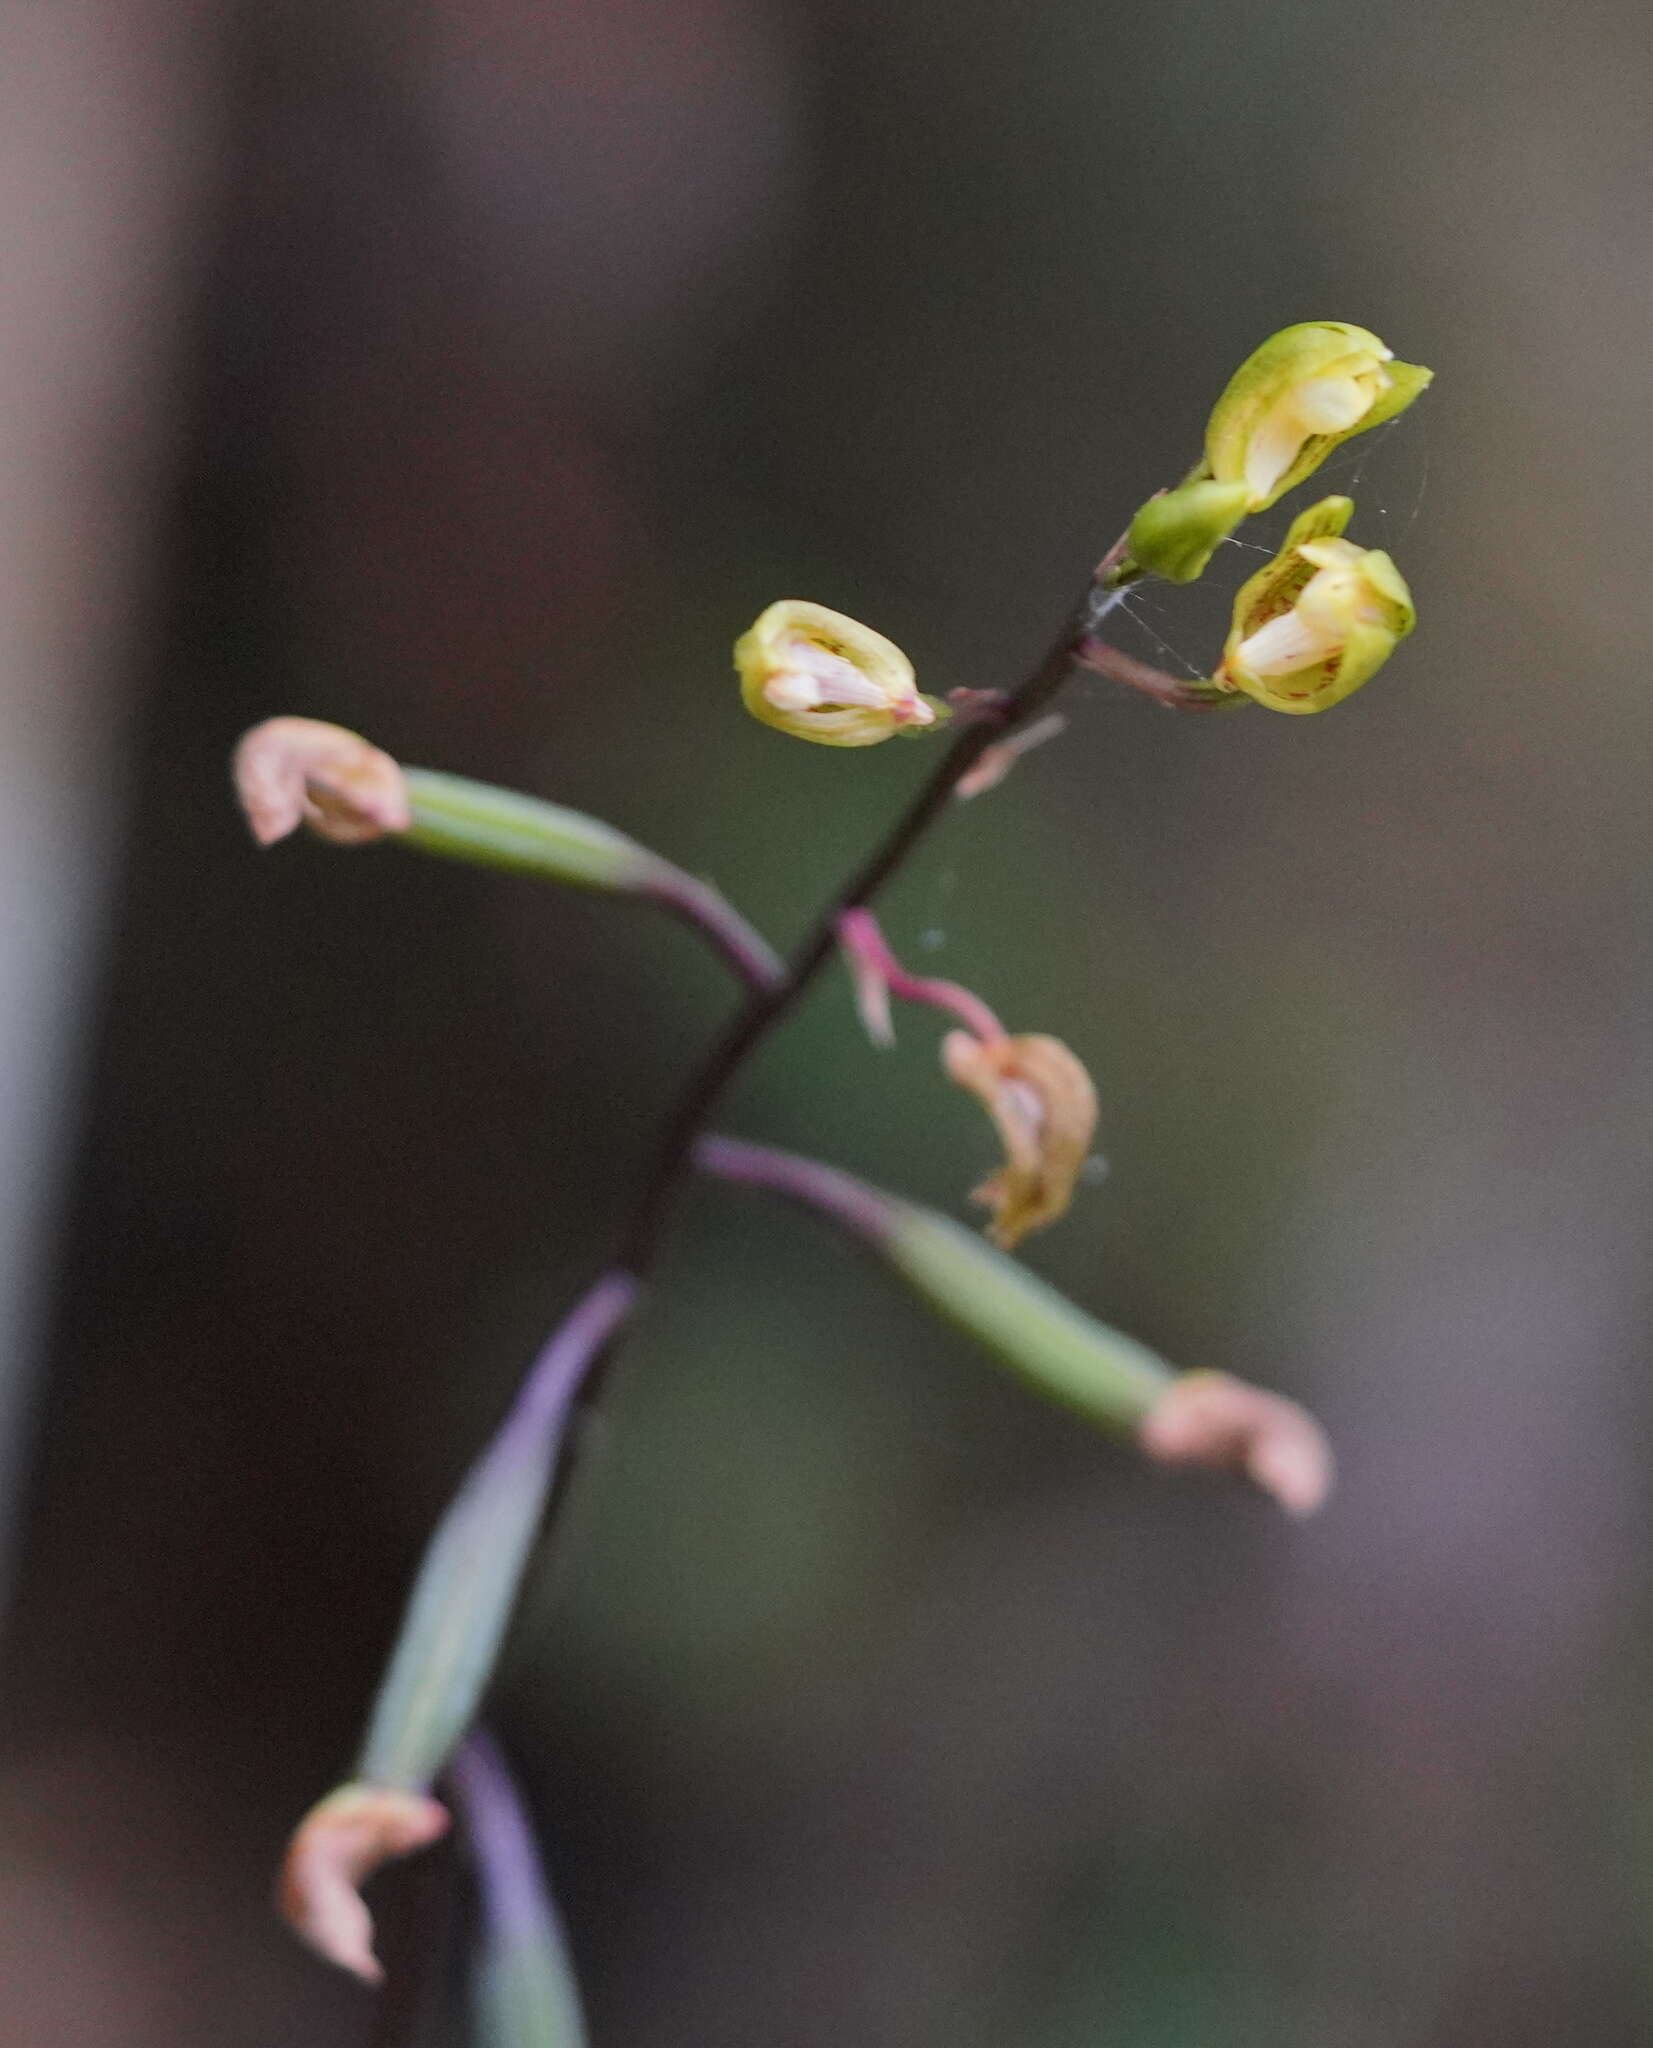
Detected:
[
  {"left": 1107, "top": 323, "right": 1429, "bottom": 715},
  {"left": 734, "top": 326, "right": 1428, "bottom": 731}
]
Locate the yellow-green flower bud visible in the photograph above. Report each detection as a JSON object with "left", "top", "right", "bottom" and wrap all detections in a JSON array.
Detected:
[
  {"left": 1126, "top": 478, "right": 1251, "bottom": 584},
  {"left": 1215, "top": 496, "right": 1415, "bottom": 714},
  {"left": 735, "top": 599, "right": 946, "bottom": 748},
  {"left": 1206, "top": 322, "right": 1432, "bottom": 512}
]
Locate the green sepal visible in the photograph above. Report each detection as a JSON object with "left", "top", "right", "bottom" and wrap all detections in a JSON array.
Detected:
[
  {"left": 1228, "top": 495, "right": 1353, "bottom": 634},
  {"left": 1359, "top": 359, "right": 1434, "bottom": 435},
  {"left": 1126, "top": 478, "right": 1251, "bottom": 583},
  {"left": 1356, "top": 548, "right": 1416, "bottom": 636}
]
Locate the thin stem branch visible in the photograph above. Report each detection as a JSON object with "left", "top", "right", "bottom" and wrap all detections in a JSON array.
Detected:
[
  {"left": 355, "top": 565, "right": 1151, "bottom": 2011},
  {"left": 1075, "top": 638, "right": 1241, "bottom": 713},
  {"left": 642, "top": 871, "right": 786, "bottom": 994},
  {"left": 402, "top": 769, "right": 784, "bottom": 995},
  {"left": 836, "top": 907, "right": 1008, "bottom": 1045}
]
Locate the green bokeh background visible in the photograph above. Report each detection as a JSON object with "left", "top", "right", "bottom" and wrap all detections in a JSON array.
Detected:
[{"left": 4, "top": 1, "right": 1652, "bottom": 2043}]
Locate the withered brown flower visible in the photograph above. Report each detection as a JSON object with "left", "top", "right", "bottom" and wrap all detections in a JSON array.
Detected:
[
  {"left": 277, "top": 1782, "right": 449, "bottom": 1982},
  {"left": 1138, "top": 1369, "right": 1333, "bottom": 1516},
  {"left": 941, "top": 1031, "right": 1098, "bottom": 1251},
  {"left": 233, "top": 717, "right": 411, "bottom": 847}
]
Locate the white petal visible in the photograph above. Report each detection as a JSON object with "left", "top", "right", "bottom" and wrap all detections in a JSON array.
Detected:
[
  {"left": 763, "top": 671, "right": 826, "bottom": 711},
  {"left": 1290, "top": 374, "right": 1372, "bottom": 434},
  {"left": 1242, "top": 403, "right": 1306, "bottom": 503},
  {"left": 1235, "top": 610, "right": 1338, "bottom": 677},
  {"left": 765, "top": 666, "right": 890, "bottom": 713}
]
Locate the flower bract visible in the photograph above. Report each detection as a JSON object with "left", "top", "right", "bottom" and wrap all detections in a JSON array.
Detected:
[{"left": 1126, "top": 478, "right": 1252, "bottom": 584}]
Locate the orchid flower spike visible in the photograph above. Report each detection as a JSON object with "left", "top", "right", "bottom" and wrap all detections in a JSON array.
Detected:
[
  {"left": 1215, "top": 495, "right": 1415, "bottom": 714},
  {"left": 736, "top": 600, "right": 947, "bottom": 747}
]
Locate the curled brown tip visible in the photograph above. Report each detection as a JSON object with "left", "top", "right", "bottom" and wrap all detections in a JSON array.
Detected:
[
  {"left": 277, "top": 1783, "right": 449, "bottom": 1983},
  {"left": 1138, "top": 1369, "right": 1333, "bottom": 1516},
  {"left": 232, "top": 718, "right": 411, "bottom": 848},
  {"left": 941, "top": 1030, "right": 1098, "bottom": 1251}
]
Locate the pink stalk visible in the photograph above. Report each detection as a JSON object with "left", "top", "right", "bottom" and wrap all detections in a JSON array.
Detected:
[{"left": 836, "top": 908, "right": 1006, "bottom": 1047}]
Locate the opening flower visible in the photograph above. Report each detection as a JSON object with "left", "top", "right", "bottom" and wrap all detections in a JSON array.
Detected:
[
  {"left": 736, "top": 600, "right": 945, "bottom": 747},
  {"left": 942, "top": 1030, "right": 1098, "bottom": 1250},
  {"left": 1205, "top": 321, "right": 1432, "bottom": 512},
  {"left": 1215, "top": 496, "right": 1415, "bottom": 714}
]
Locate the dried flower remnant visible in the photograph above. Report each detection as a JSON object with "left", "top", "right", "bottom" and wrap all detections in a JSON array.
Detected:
[
  {"left": 1215, "top": 495, "right": 1415, "bottom": 714},
  {"left": 233, "top": 717, "right": 411, "bottom": 847},
  {"left": 954, "top": 712, "right": 1068, "bottom": 798},
  {"left": 942, "top": 1030, "right": 1098, "bottom": 1249},
  {"left": 1205, "top": 321, "right": 1432, "bottom": 512},
  {"left": 837, "top": 911, "right": 1097, "bottom": 1249},
  {"left": 1138, "top": 1369, "right": 1334, "bottom": 1516},
  {"left": 735, "top": 600, "right": 945, "bottom": 747},
  {"left": 277, "top": 1782, "right": 450, "bottom": 1983}
]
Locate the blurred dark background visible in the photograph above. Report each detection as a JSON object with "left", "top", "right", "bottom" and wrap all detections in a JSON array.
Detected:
[{"left": 2, "top": 0, "right": 1650, "bottom": 2041}]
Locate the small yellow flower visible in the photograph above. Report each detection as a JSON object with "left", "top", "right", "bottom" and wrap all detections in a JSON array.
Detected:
[
  {"left": 1215, "top": 496, "right": 1415, "bottom": 714},
  {"left": 1206, "top": 321, "right": 1432, "bottom": 512},
  {"left": 941, "top": 1031, "right": 1098, "bottom": 1250},
  {"left": 735, "top": 600, "right": 945, "bottom": 748}
]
